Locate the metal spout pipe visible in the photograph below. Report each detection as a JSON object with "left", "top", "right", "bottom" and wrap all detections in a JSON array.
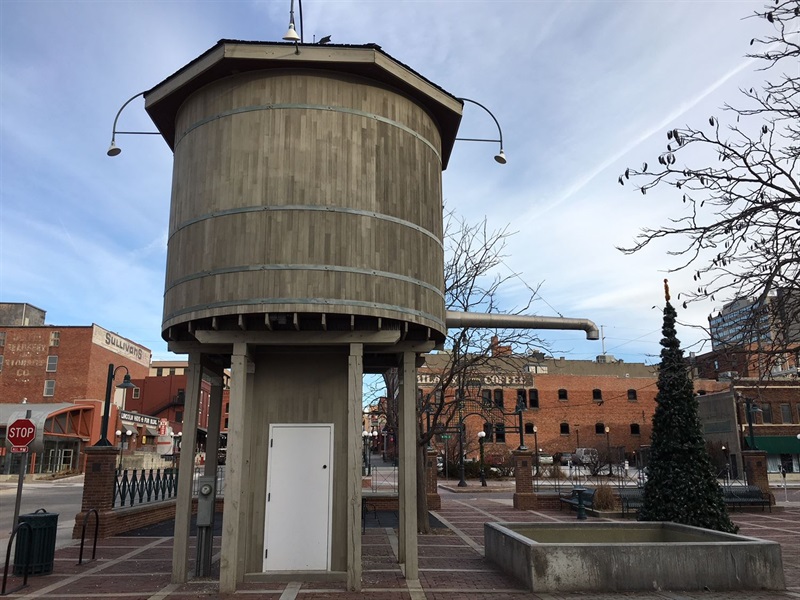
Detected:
[{"left": 445, "top": 311, "right": 600, "bottom": 340}]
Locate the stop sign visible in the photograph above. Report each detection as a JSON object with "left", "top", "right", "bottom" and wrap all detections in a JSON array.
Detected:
[{"left": 7, "top": 418, "right": 36, "bottom": 447}]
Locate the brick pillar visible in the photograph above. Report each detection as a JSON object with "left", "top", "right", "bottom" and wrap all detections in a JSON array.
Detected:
[
  {"left": 73, "top": 446, "right": 119, "bottom": 538},
  {"left": 512, "top": 449, "right": 537, "bottom": 510},
  {"left": 425, "top": 448, "right": 441, "bottom": 510},
  {"left": 742, "top": 450, "right": 775, "bottom": 505}
]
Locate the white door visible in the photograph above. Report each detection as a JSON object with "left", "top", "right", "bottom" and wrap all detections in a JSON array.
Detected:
[{"left": 263, "top": 424, "right": 333, "bottom": 571}]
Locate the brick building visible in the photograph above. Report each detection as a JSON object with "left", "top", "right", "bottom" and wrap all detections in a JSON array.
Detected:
[
  {"left": 697, "top": 377, "right": 800, "bottom": 476},
  {"left": 124, "top": 363, "right": 230, "bottom": 453},
  {"left": 0, "top": 303, "right": 150, "bottom": 474},
  {"left": 417, "top": 347, "right": 667, "bottom": 466}
]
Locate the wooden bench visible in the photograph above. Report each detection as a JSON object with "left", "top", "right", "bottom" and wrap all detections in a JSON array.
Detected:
[
  {"left": 559, "top": 488, "right": 595, "bottom": 512},
  {"left": 618, "top": 488, "right": 644, "bottom": 516},
  {"left": 723, "top": 486, "right": 772, "bottom": 512}
]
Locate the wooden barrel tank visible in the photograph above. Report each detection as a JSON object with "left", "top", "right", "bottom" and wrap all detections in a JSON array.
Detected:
[{"left": 160, "top": 63, "right": 452, "bottom": 341}]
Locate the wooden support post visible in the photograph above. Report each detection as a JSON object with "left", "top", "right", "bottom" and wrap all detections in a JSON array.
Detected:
[
  {"left": 398, "top": 351, "right": 418, "bottom": 580},
  {"left": 171, "top": 353, "right": 202, "bottom": 583},
  {"left": 347, "top": 343, "right": 364, "bottom": 591},
  {"left": 219, "top": 344, "right": 250, "bottom": 593}
]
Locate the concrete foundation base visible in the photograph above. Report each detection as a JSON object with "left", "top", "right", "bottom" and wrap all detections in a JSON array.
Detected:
[{"left": 485, "top": 521, "right": 786, "bottom": 593}]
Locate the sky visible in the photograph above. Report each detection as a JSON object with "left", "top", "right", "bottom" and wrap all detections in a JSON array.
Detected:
[{"left": 0, "top": 0, "right": 777, "bottom": 366}]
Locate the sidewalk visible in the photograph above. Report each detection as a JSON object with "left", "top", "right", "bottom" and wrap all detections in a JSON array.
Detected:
[{"left": 1, "top": 491, "right": 798, "bottom": 599}]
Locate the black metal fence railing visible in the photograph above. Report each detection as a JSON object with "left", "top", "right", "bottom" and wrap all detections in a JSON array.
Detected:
[
  {"left": 113, "top": 468, "right": 178, "bottom": 508},
  {"left": 112, "top": 466, "right": 226, "bottom": 508}
]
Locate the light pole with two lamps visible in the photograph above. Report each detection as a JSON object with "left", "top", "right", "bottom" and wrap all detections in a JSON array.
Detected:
[
  {"left": 477, "top": 430, "right": 487, "bottom": 487},
  {"left": 605, "top": 426, "right": 612, "bottom": 476},
  {"left": 532, "top": 425, "right": 539, "bottom": 477},
  {"left": 94, "top": 364, "right": 136, "bottom": 447}
]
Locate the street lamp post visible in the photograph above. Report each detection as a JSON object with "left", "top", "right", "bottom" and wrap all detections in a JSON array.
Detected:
[
  {"left": 533, "top": 425, "right": 539, "bottom": 477},
  {"left": 478, "top": 431, "right": 487, "bottom": 487},
  {"left": 115, "top": 430, "right": 123, "bottom": 470},
  {"left": 370, "top": 430, "right": 378, "bottom": 473},
  {"left": 605, "top": 426, "right": 612, "bottom": 476},
  {"left": 457, "top": 420, "right": 467, "bottom": 487},
  {"left": 515, "top": 399, "right": 527, "bottom": 451},
  {"left": 361, "top": 431, "right": 370, "bottom": 475},
  {"left": 744, "top": 396, "right": 760, "bottom": 450},
  {"left": 94, "top": 364, "right": 136, "bottom": 447}
]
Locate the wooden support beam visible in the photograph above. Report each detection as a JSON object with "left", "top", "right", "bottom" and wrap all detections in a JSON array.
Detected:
[
  {"left": 347, "top": 343, "right": 364, "bottom": 591},
  {"left": 193, "top": 329, "right": 401, "bottom": 346},
  {"left": 398, "top": 351, "right": 418, "bottom": 580},
  {"left": 219, "top": 343, "right": 250, "bottom": 593},
  {"left": 171, "top": 353, "right": 202, "bottom": 583}
]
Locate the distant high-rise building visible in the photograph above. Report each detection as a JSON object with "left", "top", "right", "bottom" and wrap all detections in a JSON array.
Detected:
[{"left": 709, "top": 289, "right": 800, "bottom": 352}]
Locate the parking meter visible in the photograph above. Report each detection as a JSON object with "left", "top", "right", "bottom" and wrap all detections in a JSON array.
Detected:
[{"left": 197, "top": 475, "right": 216, "bottom": 527}]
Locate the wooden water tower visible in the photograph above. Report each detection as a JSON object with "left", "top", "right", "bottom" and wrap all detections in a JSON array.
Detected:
[{"left": 144, "top": 40, "right": 463, "bottom": 592}]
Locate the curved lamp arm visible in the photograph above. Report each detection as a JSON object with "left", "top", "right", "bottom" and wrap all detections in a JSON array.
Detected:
[
  {"left": 456, "top": 97, "right": 507, "bottom": 164},
  {"left": 107, "top": 91, "right": 160, "bottom": 156}
]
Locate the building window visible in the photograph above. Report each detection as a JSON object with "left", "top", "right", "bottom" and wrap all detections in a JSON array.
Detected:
[
  {"left": 0, "top": 355, "right": 3, "bottom": 373},
  {"left": 156, "top": 367, "right": 163, "bottom": 376},
  {"left": 493, "top": 388, "right": 504, "bottom": 409},
  {"left": 175, "top": 411, "right": 183, "bottom": 423},
  {"left": 481, "top": 389, "right": 492, "bottom": 407},
  {"left": 169, "top": 368, "right": 176, "bottom": 375},
  {"left": 760, "top": 404, "right": 772, "bottom": 424},
  {"left": 49, "top": 331, "right": 60, "bottom": 347},
  {"left": 524, "top": 422, "right": 535, "bottom": 434},
  {"left": 558, "top": 388, "right": 568, "bottom": 401},
  {"left": 627, "top": 389, "right": 638, "bottom": 401},
  {"left": 225, "top": 402, "right": 229, "bottom": 414},
  {"left": 495, "top": 423, "right": 506, "bottom": 442},
  {"left": 594, "top": 422, "right": 605, "bottom": 434},
  {"left": 44, "top": 379, "right": 56, "bottom": 396},
  {"left": 560, "top": 422, "right": 570, "bottom": 435},
  {"left": 516, "top": 389, "right": 527, "bottom": 409},
  {"left": 0, "top": 332, "right": 5, "bottom": 346},
  {"left": 780, "top": 404, "right": 791, "bottom": 424},
  {"left": 592, "top": 389, "right": 603, "bottom": 402},
  {"left": 46, "top": 355, "right": 58, "bottom": 372},
  {"left": 630, "top": 423, "right": 641, "bottom": 435},
  {"left": 132, "top": 388, "right": 140, "bottom": 399},
  {"left": 224, "top": 418, "right": 229, "bottom": 429},
  {"left": 528, "top": 389, "right": 539, "bottom": 408}
]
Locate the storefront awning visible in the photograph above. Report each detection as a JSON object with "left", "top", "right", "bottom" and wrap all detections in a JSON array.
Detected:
[
  {"left": 144, "top": 426, "right": 159, "bottom": 437},
  {"left": 744, "top": 436, "right": 800, "bottom": 454},
  {"left": 120, "top": 423, "right": 138, "bottom": 435}
]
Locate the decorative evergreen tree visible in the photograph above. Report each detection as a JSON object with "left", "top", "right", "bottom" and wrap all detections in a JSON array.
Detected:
[{"left": 639, "top": 280, "right": 737, "bottom": 533}]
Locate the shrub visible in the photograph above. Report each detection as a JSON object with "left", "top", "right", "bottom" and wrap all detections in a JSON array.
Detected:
[{"left": 593, "top": 483, "right": 615, "bottom": 511}]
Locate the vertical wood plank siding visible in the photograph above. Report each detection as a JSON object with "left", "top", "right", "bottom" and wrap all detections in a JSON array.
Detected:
[{"left": 163, "top": 70, "right": 446, "bottom": 336}]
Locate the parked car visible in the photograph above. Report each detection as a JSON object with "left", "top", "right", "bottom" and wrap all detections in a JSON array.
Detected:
[
  {"left": 535, "top": 452, "right": 554, "bottom": 465},
  {"left": 217, "top": 448, "right": 227, "bottom": 465},
  {"left": 558, "top": 452, "right": 573, "bottom": 465},
  {"left": 572, "top": 447, "right": 599, "bottom": 466}
]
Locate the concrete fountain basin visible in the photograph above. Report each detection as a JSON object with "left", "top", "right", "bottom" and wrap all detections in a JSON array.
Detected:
[{"left": 484, "top": 521, "right": 785, "bottom": 593}]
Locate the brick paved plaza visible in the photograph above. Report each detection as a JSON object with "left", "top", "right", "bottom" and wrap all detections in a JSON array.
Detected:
[{"left": 2, "top": 488, "right": 798, "bottom": 599}]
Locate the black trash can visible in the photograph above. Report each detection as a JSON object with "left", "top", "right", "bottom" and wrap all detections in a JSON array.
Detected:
[{"left": 14, "top": 509, "right": 59, "bottom": 575}]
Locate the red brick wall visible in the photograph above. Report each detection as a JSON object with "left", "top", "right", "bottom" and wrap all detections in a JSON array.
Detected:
[{"left": 0, "top": 325, "right": 148, "bottom": 409}]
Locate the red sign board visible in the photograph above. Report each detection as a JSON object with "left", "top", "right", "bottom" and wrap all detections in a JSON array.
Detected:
[{"left": 7, "top": 418, "right": 36, "bottom": 447}]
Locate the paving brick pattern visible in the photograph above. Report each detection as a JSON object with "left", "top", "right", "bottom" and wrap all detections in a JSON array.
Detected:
[{"left": 2, "top": 492, "right": 798, "bottom": 599}]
